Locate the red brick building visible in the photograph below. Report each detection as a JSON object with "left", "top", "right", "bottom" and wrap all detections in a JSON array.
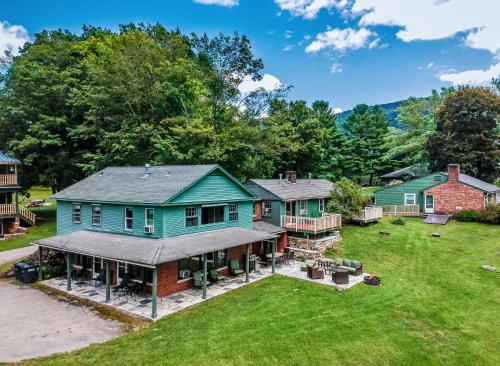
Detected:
[{"left": 424, "top": 164, "right": 499, "bottom": 214}]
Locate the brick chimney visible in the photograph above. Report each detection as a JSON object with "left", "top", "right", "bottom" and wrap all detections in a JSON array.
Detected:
[
  {"left": 447, "top": 164, "right": 460, "bottom": 182},
  {"left": 285, "top": 171, "right": 297, "bottom": 184}
]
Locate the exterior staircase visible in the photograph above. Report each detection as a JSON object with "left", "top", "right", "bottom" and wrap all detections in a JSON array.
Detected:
[{"left": 0, "top": 204, "right": 36, "bottom": 225}]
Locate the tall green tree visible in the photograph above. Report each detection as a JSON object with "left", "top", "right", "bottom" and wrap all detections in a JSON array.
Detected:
[
  {"left": 343, "top": 104, "right": 389, "bottom": 185},
  {"left": 383, "top": 88, "right": 454, "bottom": 169},
  {"left": 427, "top": 87, "right": 500, "bottom": 182}
]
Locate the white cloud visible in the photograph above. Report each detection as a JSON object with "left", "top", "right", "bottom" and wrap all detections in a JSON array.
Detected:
[
  {"left": 368, "top": 37, "right": 380, "bottom": 49},
  {"left": 351, "top": 0, "right": 500, "bottom": 53},
  {"left": 306, "top": 27, "right": 375, "bottom": 53},
  {"left": 330, "top": 62, "right": 343, "bottom": 73},
  {"left": 238, "top": 74, "right": 282, "bottom": 94},
  {"left": 283, "top": 45, "right": 294, "bottom": 52},
  {"left": 427, "top": 62, "right": 434, "bottom": 69},
  {"left": 284, "top": 30, "right": 293, "bottom": 39},
  {"left": 274, "top": 0, "right": 348, "bottom": 20},
  {"left": 439, "top": 62, "right": 500, "bottom": 85},
  {"left": 0, "top": 21, "right": 29, "bottom": 56},
  {"left": 193, "top": 0, "right": 238, "bottom": 7},
  {"left": 332, "top": 107, "right": 343, "bottom": 114}
]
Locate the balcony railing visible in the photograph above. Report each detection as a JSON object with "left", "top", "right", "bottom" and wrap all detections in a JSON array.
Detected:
[
  {"left": 0, "top": 174, "right": 17, "bottom": 185},
  {"left": 0, "top": 204, "right": 15, "bottom": 216},
  {"left": 352, "top": 206, "right": 383, "bottom": 222},
  {"left": 280, "top": 213, "right": 342, "bottom": 234}
]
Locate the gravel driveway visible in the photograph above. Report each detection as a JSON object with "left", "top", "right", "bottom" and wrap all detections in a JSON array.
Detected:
[{"left": 0, "top": 281, "right": 125, "bottom": 362}]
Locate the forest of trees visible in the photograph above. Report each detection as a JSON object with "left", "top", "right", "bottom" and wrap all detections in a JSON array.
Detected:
[{"left": 0, "top": 24, "right": 498, "bottom": 192}]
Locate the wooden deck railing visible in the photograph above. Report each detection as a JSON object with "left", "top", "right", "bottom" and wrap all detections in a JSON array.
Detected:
[
  {"left": 0, "top": 204, "right": 15, "bottom": 215},
  {"left": 280, "top": 213, "right": 342, "bottom": 234},
  {"left": 0, "top": 174, "right": 17, "bottom": 185},
  {"left": 0, "top": 204, "right": 36, "bottom": 224},
  {"left": 379, "top": 205, "right": 420, "bottom": 217},
  {"left": 352, "top": 206, "right": 383, "bottom": 222}
]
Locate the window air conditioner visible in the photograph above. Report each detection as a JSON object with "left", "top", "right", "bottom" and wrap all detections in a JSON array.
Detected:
[
  {"left": 144, "top": 225, "right": 155, "bottom": 234},
  {"left": 179, "top": 269, "right": 191, "bottom": 279}
]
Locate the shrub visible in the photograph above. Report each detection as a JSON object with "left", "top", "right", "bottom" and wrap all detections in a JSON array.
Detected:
[
  {"left": 328, "top": 178, "right": 368, "bottom": 220},
  {"left": 478, "top": 205, "right": 500, "bottom": 224},
  {"left": 454, "top": 209, "right": 480, "bottom": 222},
  {"left": 454, "top": 206, "right": 500, "bottom": 224},
  {"left": 391, "top": 217, "right": 405, "bottom": 225}
]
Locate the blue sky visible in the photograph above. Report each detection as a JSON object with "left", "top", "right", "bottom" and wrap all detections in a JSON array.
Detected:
[{"left": 1, "top": 0, "right": 499, "bottom": 111}]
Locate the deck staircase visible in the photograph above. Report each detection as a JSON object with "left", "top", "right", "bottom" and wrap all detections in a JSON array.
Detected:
[{"left": 0, "top": 204, "right": 36, "bottom": 225}]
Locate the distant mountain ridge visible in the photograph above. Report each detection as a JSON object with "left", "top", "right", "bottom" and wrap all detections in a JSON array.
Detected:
[{"left": 336, "top": 100, "right": 404, "bottom": 129}]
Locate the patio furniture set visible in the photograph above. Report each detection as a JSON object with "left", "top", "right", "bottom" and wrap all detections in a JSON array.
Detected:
[
  {"left": 301, "top": 257, "right": 363, "bottom": 285},
  {"left": 259, "top": 249, "right": 295, "bottom": 269}
]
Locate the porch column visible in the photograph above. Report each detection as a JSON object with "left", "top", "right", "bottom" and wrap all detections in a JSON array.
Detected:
[
  {"left": 66, "top": 252, "right": 72, "bottom": 291},
  {"left": 38, "top": 246, "right": 43, "bottom": 281},
  {"left": 15, "top": 191, "right": 19, "bottom": 215},
  {"left": 272, "top": 237, "right": 276, "bottom": 274},
  {"left": 245, "top": 243, "right": 250, "bottom": 283},
  {"left": 202, "top": 253, "right": 208, "bottom": 299},
  {"left": 152, "top": 267, "right": 158, "bottom": 319},
  {"left": 105, "top": 260, "right": 111, "bottom": 303}
]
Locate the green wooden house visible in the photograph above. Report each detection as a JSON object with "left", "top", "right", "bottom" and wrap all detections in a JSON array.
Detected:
[
  {"left": 245, "top": 171, "right": 341, "bottom": 236},
  {"left": 35, "top": 164, "right": 278, "bottom": 319},
  {"left": 374, "top": 172, "right": 447, "bottom": 212}
]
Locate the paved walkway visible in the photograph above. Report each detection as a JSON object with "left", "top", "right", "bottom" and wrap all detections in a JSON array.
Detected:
[
  {"left": 0, "top": 245, "right": 37, "bottom": 266},
  {"left": 0, "top": 281, "right": 124, "bottom": 363}
]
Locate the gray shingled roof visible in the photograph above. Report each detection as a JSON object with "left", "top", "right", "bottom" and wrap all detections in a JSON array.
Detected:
[
  {"left": 35, "top": 228, "right": 276, "bottom": 267},
  {"left": 52, "top": 165, "right": 219, "bottom": 204},
  {"left": 247, "top": 179, "right": 333, "bottom": 200},
  {"left": 444, "top": 172, "right": 500, "bottom": 193},
  {"left": 0, "top": 151, "right": 21, "bottom": 164},
  {"left": 253, "top": 220, "right": 286, "bottom": 235},
  {"left": 380, "top": 166, "right": 427, "bottom": 179}
]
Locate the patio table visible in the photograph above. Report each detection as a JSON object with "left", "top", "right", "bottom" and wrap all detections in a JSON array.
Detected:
[
  {"left": 266, "top": 252, "right": 284, "bottom": 258},
  {"left": 331, "top": 269, "right": 349, "bottom": 284}
]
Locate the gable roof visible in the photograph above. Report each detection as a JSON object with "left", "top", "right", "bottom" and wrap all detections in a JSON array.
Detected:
[
  {"left": 0, "top": 151, "right": 21, "bottom": 164},
  {"left": 246, "top": 179, "right": 333, "bottom": 200},
  {"left": 444, "top": 172, "right": 500, "bottom": 193},
  {"left": 380, "top": 166, "right": 427, "bottom": 179},
  {"left": 52, "top": 164, "right": 242, "bottom": 204}
]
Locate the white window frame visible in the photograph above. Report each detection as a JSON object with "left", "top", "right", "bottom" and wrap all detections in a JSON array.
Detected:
[
  {"left": 91, "top": 204, "right": 101, "bottom": 226},
  {"left": 145, "top": 208, "right": 155, "bottom": 228},
  {"left": 300, "top": 200, "right": 308, "bottom": 215},
  {"left": 185, "top": 207, "right": 198, "bottom": 227},
  {"left": 404, "top": 193, "right": 416, "bottom": 206},
  {"left": 262, "top": 201, "right": 272, "bottom": 217},
  {"left": 72, "top": 203, "right": 81, "bottom": 224},
  {"left": 228, "top": 203, "right": 238, "bottom": 222},
  {"left": 318, "top": 198, "right": 325, "bottom": 213},
  {"left": 124, "top": 206, "right": 133, "bottom": 231}
]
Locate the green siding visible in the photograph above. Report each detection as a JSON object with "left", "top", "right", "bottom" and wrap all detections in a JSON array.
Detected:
[
  {"left": 280, "top": 198, "right": 327, "bottom": 218},
  {"left": 163, "top": 201, "right": 253, "bottom": 237},
  {"left": 57, "top": 201, "right": 164, "bottom": 238},
  {"left": 374, "top": 173, "right": 447, "bottom": 210},
  {"left": 170, "top": 173, "right": 253, "bottom": 204}
]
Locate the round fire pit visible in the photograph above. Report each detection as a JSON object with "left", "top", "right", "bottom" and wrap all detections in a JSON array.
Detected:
[{"left": 364, "top": 275, "right": 381, "bottom": 287}]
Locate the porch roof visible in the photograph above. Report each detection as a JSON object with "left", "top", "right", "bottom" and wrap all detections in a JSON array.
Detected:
[{"left": 34, "top": 228, "right": 276, "bottom": 268}]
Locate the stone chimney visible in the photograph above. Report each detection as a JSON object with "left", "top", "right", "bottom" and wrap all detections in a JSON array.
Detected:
[
  {"left": 285, "top": 171, "right": 297, "bottom": 184},
  {"left": 447, "top": 164, "right": 460, "bottom": 182}
]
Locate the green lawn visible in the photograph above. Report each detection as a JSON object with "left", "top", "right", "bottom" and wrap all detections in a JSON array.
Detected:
[
  {"left": 0, "top": 187, "right": 56, "bottom": 252},
  {"left": 26, "top": 218, "right": 499, "bottom": 365},
  {"left": 362, "top": 186, "right": 381, "bottom": 197}
]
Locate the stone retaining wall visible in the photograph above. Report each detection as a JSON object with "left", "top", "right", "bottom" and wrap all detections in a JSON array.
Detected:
[{"left": 288, "top": 231, "right": 341, "bottom": 261}]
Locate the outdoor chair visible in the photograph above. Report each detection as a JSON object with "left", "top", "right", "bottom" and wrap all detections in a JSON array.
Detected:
[
  {"left": 287, "top": 251, "right": 295, "bottom": 265},
  {"left": 113, "top": 274, "right": 130, "bottom": 297},
  {"left": 90, "top": 272, "right": 104, "bottom": 287},
  {"left": 193, "top": 271, "right": 211, "bottom": 288},
  {"left": 209, "top": 268, "right": 226, "bottom": 283},
  {"left": 230, "top": 259, "right": 244, "bottom": 276}
]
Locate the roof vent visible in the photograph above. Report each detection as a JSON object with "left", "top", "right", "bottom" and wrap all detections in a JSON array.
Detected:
[
  {"left": 308, "top": 173, "right": 312, "bottom": 183},
  {"left": 165, "top": 170, "right": 170, "bottom": 177},
  {"left": 143, "top": 163, "right": 151, "bottom": 178},
  {"left": 99, "top": 171, "right": 103, "bottom": 176},
  {"left": 279, "top": 173, "right": 283, "bottom": 185}
]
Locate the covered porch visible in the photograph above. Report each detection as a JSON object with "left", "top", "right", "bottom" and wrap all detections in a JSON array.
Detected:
[{"left": 35, "top": 227, "right": 278, "bottom": 321}]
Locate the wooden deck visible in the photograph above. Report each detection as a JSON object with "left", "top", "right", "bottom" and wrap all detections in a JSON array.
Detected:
[
  {"left": 379, "top": 204, "right": 420, "bottom": 217},
  {"left": 280, "top": 213, "right": 341, "bottom": 234},
  {"left": 0, "top": 204, "right": 36, "bottom": 225},
  {"left": 352, "top": 206, "right": 383, "bottom": 223}
]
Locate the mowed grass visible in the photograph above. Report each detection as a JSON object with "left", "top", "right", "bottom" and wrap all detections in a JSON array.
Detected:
[
  {"left": 0, "top": 187, "right": 56, "bottom": 252},
  {"left": 25, "top": 218, "right": 499, "bottom": 365},
  {"left": 362, "top": 186, "right": 381, "bottom": 197}
]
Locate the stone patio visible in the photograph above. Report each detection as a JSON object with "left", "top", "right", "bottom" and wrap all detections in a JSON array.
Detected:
[
  {"left": 43, "top": 261, "right": 367, "bottom": 321},
  {"left": 261, "top": 262, "right": 368, "bottom": 291}
]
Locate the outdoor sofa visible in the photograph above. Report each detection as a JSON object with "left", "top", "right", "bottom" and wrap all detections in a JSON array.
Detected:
[{"left": 334, "top": 258, "right": 363, "bottom": 276}]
